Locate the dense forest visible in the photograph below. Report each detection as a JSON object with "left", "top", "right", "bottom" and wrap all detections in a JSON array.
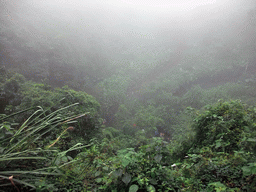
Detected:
[{"left": 1, "top": 0, "right": 256, "bottom": 191}]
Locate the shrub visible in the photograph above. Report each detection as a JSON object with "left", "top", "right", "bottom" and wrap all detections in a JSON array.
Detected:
[
  {"left": 193, "top": 100, "right": 255, "bottom": 153},
  {"left": 13, "top": 83, "right": 101, "bottom": 142}
]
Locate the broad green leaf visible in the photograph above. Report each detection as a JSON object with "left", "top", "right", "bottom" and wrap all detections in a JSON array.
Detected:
[
  {"left": 61, "top": 156, "right": 68, "bottom": 163},
  {"left": 149, "top": 178, "right": 157, "bottom": 185},
  {"left": 147, "top": 185, "right": 156, "bottom": 192},
  {"left": 215, "top": 141, "right": 221, "bottom": 148},
  {"left": 248, "top": 163, "right": 256, "bottom": 174},
  {"left": 242, "top": 166, "right": 252, "bottom": 176},
  {"left": 122, "top": 157, "right": 131, "bottom": 167},
  {"left": 122, "top": 173, "right": 131, "bottom": 185},
  {"left": 67, "top": 156, "right": 73, "bottom": 161},
  {"left": 243, "top": 163, "right": 256, "bottom": 176},
  {"left": 95, "top": 171, "right": 102, "bottom": 177},
  {"left": 129, "top": 184, "right": 139, "bottom": 192},
  {"left": 208, "top": 182, "right": 226, "bottom": 192},
  {"left": 95, "top": 178, "right": 102, "bottom": 183},
  {"left": 131, "top": 177, "right": 139, "bottom": 182},
  {"left": 112, "top": 169, "right": 123, "bottom": 178},
  {"left": 151, "top": 171, "right": 156, "bottom": 178},
  {"left": 154, "top": 154, "right": 162, "bottom": 163}
]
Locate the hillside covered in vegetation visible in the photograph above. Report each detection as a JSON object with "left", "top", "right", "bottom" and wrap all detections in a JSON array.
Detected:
[{"left": 1, "top": 0, "right": 256, "bottom": 191}]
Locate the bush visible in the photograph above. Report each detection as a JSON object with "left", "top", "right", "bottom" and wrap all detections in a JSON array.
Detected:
[
  {"left": 0, "top": 70, "right": 25, "bottom": 114},
  {"left": 13, "top": 83, "right": 101, "bottom": 142},
  {"left": 193, "top": 100, "right": 255, "bottom": 153},
  {"left": 68, "top": 137, "right": 177, "bottom": 191},
  {"left": 175, "top": 100, "right": 256, "bottom": 191}
]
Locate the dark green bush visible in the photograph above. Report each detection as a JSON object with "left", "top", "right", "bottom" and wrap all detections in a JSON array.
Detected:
[
  {"left": 0, "top": 70, "right": 25, "bottom": 114},
  {"left": 193, "top": 100, "right": 255, "bottom": 153},
  {"left": 11, "top": 82, "right": 102, "bottom": 143}
]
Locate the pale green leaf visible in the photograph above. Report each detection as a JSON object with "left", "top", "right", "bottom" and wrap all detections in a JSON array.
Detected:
[
  {"left": 129, "top": 184, "right": 139, "bottom": 192},
  {"left": 122, "top": 173, "right": 131, "bottom": 185}
]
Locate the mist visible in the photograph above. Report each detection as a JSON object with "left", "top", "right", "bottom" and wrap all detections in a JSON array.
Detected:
[
  {"left": 2, "top": 0, "right": 254, "bottom": 56},
  {"left": 1, "top": 0, "right": 255, "bottom": 95}
]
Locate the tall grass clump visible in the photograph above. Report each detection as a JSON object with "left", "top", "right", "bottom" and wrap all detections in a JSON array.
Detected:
[{"left": 0, "top": 103, "right": 89, "bottom": 191}]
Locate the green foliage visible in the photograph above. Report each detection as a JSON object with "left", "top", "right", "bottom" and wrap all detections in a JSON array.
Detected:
[
  {"left": 203, "top": 82, "right": 256, "bottom": 106},
  {"left": 101, "top": 127, "right": 120, "bottom": 139},
  {"left": 0, "top": 71, "right": 25, "bottom": 113},
  {"left": 1, "top": 72, "right": 255, "bottom": 192},
  {"left": 67, "top": 137, "right": 179, "bottom": 191},
  {"left": 133, "top": 105, "right": 164, "bottom": 137},
  {"left": 178, "top": 147, "right": 256, "bottom": 191},
  {"left": 97, "top": 75, "right": 130, "bottom": 104},
  {"left": 183, "top": 85, "right": 206, "bottom": 109},
  {"left": 97, "top": 75, "right": 130, "bottom": 124},
  {"left": 193, "top": 100, "right": 255, "bottom": 153},
  {"left": 242, "top": 162, "right": 256, "bottom": 176},
  {"left": 8, "top": 81, "right": 102, "bottom": 142},
  {"left": 170, "top": 100, "right": 256, "bottom": 191},
  {"left": 0, "top": 105, "right": 87, "bottom": 191},
  {"left": 18, "top": 83, "right": 100, "bottom": 115}
]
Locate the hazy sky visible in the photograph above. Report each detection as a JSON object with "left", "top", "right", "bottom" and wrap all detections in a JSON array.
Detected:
[
  {"left": 2, "top": 0, "right": 255, "bottom": 54},
  {"left": 23, "top": 0, "right": 250, "bottom": 35}
]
